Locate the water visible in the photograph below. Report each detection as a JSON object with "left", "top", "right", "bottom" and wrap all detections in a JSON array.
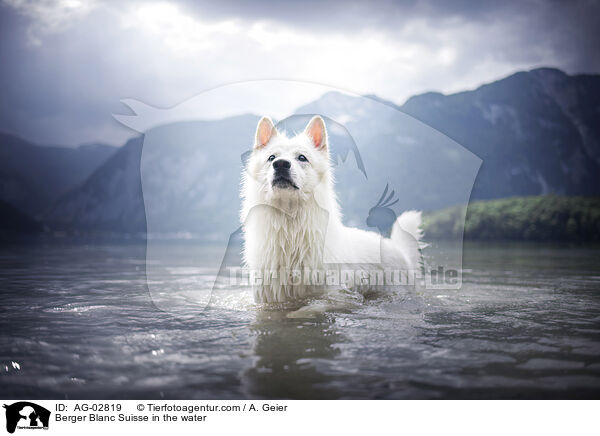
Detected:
[{"left": 1, "top": 241, "right": 599, "bottom": 399}]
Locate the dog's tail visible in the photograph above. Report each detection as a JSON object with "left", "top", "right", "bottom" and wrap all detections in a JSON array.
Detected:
[{"left": 390, "top": 210, "right": 426, "bottom": 269}]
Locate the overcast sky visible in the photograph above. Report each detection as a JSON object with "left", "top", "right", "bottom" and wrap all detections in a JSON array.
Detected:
[{"left": 1, "top": 0, "right": 599, "bottom": 146}]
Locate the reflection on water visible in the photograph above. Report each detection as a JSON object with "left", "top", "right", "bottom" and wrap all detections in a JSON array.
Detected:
[
  {"left": 0, "top": 241, "right": 599, "bottom": 399},
  {"left": 243, "top": 311, "right": 345, "bottom": 399}
]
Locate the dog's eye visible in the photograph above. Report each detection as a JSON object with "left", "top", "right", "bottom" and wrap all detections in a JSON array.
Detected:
[
  {"left": 267, "top": 155, "right": 276, "bottom": 162},
  {"left": 297, "top": 155, "right": 308, "bottom": 162}
]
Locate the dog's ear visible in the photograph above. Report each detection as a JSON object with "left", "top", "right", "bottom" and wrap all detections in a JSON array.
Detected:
[
  {"left": 254, "top": 116, "right": 277, "bottom": 149},
  {"left": 304, "top": 116, "right": 328, "bottom": 151}
]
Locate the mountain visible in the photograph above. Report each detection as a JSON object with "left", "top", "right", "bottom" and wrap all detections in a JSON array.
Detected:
[
  {"left": 0, "top": 132, "right": 117, "bottom": 217},
  {"left": 401, "top": 68, "right": 600, "bottom": 200},
  {"left": 0, "top": 199, "right": 43, "bottom": 240},
  {"left": 45, "top": 116, "right": 260, "bottom": 235},
  {"left": 44, "top": 136, "right": 145, "bottom": 233},
  {"left": 43, "top": 68, "right": 600, "bottom": 238}
]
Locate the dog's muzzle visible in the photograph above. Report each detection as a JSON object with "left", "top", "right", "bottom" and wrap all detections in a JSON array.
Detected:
[{"left": 272, "top": 159, "right": 298, "bottom": 189}]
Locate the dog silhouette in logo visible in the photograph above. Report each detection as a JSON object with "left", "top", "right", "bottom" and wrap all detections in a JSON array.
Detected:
[
  {"left": 366, "top": 184, "right": 399, "bottom": 236},
  {"left": 3, "top": 402, "right": 50, "bottom": 434}
]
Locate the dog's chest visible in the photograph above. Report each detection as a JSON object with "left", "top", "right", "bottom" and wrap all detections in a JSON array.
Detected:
[{"left": 245, "top": 203, "right": 329, "bottom": 271}]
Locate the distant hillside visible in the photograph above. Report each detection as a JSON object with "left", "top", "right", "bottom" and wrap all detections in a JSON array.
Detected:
[
  {"left": 423, "top": 196, "right": 600, "bottom": 241},
  {"left": 0, "top": 199, "right": 43, "bottom": 240},
  {"left": 401, "top": 68, "right": 600, "bottom": 200},
  {"left": 44, "top": 117, "right": 259, "bottom": 235},
  {"left": 0, "top": 132, "right": 117, "bottom": 217},
  {"left": 37, "top": 68, "right": 600, "bottom": 238},
  {"left": 44, "top": 136, "right": 145, "bottom": 233}
]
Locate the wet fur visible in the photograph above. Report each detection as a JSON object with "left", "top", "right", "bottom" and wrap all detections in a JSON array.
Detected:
[{"left": 242, "top": 116, "right": 423, "bottom": 303}]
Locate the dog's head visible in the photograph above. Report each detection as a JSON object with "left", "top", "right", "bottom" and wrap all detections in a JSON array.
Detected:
[{"left": 246, "top": 115, "right": 330, "bottom": 203}]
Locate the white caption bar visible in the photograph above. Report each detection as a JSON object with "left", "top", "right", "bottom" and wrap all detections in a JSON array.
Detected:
[{"left": 1, "top": 400, "right": 597, "bottom": 436}]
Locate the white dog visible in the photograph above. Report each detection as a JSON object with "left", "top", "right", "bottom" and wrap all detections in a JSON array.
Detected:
[{"left": 242, "top": 115, "right": 423, "bottom": 304}]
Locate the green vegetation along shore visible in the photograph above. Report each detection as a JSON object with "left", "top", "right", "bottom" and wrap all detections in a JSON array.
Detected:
[{"left": 423, "top": 196, "right": 600, "bottom": 241}]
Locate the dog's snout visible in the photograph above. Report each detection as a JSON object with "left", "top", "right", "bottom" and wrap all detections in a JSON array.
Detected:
[{"left": 273, "top": 159, "right": 291, "bottom": 171}]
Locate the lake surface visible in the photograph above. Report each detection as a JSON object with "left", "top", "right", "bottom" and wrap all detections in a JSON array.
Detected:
[{"left": 1, "top": 241, "right": 599, "bottom": 399}]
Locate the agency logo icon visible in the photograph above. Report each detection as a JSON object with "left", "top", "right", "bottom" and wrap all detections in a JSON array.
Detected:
[
  {"left": 3, "top": 402, "right": 50, "bottom": 434},
  {"left": 114, "top": 80, "right": 481, "bottom": 315}
]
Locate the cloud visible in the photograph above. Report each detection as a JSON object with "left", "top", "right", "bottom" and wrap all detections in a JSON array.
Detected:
[
  {"left": 3, "top": 0, "right": 98, "bottom": 45},
  {"left": 0, "top": 0, "right": 598, "bottom": 146}
]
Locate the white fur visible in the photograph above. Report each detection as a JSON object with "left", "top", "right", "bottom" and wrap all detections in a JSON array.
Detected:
[{"left": 241, "top": 116, "right": 423, "bottom": 303}]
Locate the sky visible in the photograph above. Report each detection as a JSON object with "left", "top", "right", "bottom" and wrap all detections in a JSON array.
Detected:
[{"left": 0, "top": 0, "right": 599, "bottom": 147}]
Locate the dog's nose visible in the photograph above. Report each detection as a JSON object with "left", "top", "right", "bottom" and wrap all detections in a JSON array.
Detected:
[{"left": 273, "top": 159, "right": 291, "bottom": 171}]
